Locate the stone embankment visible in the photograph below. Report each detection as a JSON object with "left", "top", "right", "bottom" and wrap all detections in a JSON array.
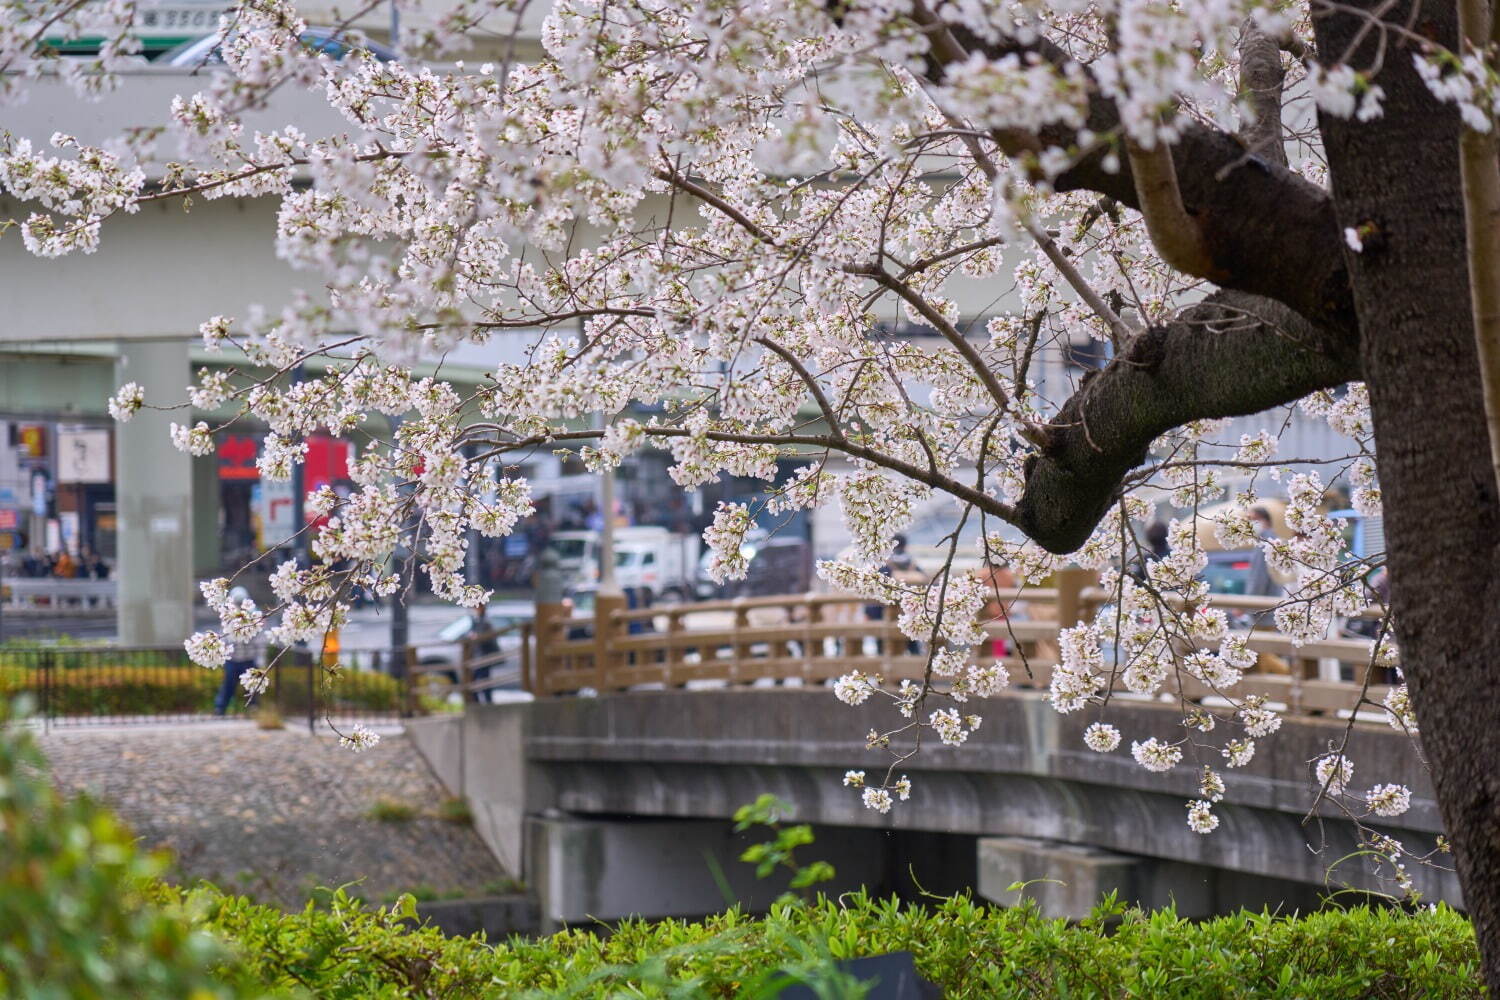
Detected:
[{"left": 40, "top": 725, "right": 509, "bottom": 909}]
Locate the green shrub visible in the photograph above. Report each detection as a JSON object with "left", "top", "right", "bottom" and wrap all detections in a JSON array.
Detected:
[
  {"left": 366, "top": 797, "right": 418, "bottom": 823},
  {"left": 0, "top": 692, "right": 1482, "bottom": 999},
  {"left": 0, "top": 700, "right": 238, "bottom": 999},
  {"left": 149, "top": 880, "right": 1484, "bottom": 999},
  {"left": 0, "top": 660, "right": 404, "bottom": 717},
  {"left": 436, "top": 796, "right": 473, "bottom": 825},
  {"left": 0, "top": 663, "right": 220, "bottom": 716}
]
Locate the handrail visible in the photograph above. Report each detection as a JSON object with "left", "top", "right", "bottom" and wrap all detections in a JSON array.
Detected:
[
  {"left": 1080, "top": 586, "right": 1385, "bottom": 620},
  {"left": 2, "top": 577, "right": 117, "bottom": 611},
  {"left": 525, "top": 573, "right": 1396, "bottom": 723}
]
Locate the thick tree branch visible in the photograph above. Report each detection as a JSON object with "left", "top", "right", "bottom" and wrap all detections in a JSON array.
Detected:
[
  {"left": 1238, "top": 18, "right": 1290, "bottom": 167},
  {"left": 1013, "top": 291, "right": 1363, "bottom": 552},
  {"left": 903, "top": 2, "right": 1357, "bottom": 337},
  {"left": 1123, "top": 137, "right": 1224, "bottom": 281}
]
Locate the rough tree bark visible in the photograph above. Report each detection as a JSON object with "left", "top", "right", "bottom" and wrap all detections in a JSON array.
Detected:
[
  {"left": 1012, "top": 293, "right": 1360, "bottom": 550},
  {"left": 1314, "top": 0, "right": 1500, "bottom": 989}
]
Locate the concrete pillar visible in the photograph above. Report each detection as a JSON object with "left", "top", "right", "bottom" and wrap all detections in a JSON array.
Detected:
[
  {"left": 191, "top": 445, "right": 220, "bottom": 578},
  {"left": 114, "top": 339, "right": 194, "bottom": 646},
  {"left": 978, "top": 836, "right": 1158, "bottom": 920},
  {"left": 526, "top": 813, "right": 889, "bottom": 932}
]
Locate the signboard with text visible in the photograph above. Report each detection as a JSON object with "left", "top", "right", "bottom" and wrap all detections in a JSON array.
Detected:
[{"left": 57, "top": 426, "right": 111, "bottom": 484}]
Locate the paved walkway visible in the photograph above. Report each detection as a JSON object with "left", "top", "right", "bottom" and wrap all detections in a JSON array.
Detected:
[{"left": 39, "top": 725, "right": 509, "bottom": 908}]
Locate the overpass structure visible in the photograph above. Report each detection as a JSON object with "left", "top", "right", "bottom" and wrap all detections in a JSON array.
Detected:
[{"left": 407, "top": 575, "right": 1449, "bottom": 929}]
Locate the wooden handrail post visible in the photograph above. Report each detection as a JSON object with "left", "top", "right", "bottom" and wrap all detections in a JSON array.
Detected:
[
  {"left": 532, "top": 601, "right": 568, "bottom": 697},
  {"left": 665, "top": 609, "right": 684, "bottom": 687},
  {"left": 520, "top": 621, "right": 533, "bottom": 694},
  {"left": 731, "top": 597, "right": 751, "bottom": 685},
  {"left": 593, "top": 592, "right": 627, "bottom": 693},
  {"left": 1054, "top": 567, "right": 1097, "bottom": 630}
]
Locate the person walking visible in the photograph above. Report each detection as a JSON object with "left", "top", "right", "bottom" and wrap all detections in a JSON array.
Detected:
[
  {"left": 976, "top": 557, "right": 1019, "bottom": 660},
  {"left": 1244, "top": 506, "right": 1281, "bottom": 597},
  {"left": 213, "top": 586, "right": 260, "bottom": 716}
]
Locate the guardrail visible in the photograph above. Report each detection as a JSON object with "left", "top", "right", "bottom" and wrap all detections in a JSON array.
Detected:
[
  {"left": 527, "top": 570, "right": 1394, "bottom": 722},
  {"left": 406, "top": 621, "right": 534, "bottom": 702},
  {"left": 1, "top": 578, "right": 117, "bottom": 613},
  {"left": 0, "top": 621, "right": 533, "bottom": 726}
]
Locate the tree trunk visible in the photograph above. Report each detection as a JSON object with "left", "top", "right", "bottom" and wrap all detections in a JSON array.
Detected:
[{"left": 1316, "top": 0, "right": 1500, "bottom": 988}]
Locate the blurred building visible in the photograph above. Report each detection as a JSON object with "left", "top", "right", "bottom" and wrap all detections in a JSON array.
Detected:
[{"left": 0, "top": 15, "right": 1354, "bottom": 643}]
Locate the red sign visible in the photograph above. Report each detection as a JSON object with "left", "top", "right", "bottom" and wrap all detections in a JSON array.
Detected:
[
  {"left": 217, "top": 434, "right": 259, "bottom": 480},
  {"left": 0, "top": 509, "right": 18, "bottom": 531},
  {"left": 217, "top": 432, "right": 350, "bottom": 486},
  {"left": 304, "top": 436, "right": 350, "bottom": 492}
]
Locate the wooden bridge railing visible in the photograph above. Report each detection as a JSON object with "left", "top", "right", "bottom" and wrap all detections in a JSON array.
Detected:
[{"left": 524, "top": 570, "right": 1394, "bottom": 721}]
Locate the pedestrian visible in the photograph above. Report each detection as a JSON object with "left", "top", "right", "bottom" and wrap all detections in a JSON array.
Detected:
[
  {"left": 1243, "top": 506, "right": 1281, "bottom": 597},
  {"left": 976, "top": 556, "right": 1019, "bottom": 660},
  {"left": 214, "top": 586, "right": 260, "bottom": 716}
]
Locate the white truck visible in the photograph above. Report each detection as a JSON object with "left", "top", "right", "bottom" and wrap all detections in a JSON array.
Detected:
[{"left": 547, "top": 526, "right": 702, "bottom": 605}]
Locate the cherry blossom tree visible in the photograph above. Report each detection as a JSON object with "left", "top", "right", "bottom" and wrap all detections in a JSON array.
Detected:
[{"left": 5, "top": 0, "right": 1500, "bottom": 984}]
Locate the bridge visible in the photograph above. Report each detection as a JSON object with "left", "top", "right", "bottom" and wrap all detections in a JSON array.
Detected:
[{"left": 406, "top": 573, "right": 1451, "bottom": 930}]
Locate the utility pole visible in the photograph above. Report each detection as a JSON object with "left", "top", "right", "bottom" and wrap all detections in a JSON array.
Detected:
[
  {"left": 596, "top": 411, "right": 622, "bottom": 600},
  {"left": 289, "top": 363, "right": 308, "bottom": 571},
  {"left": 387, "top": 413, "right": 409, "bottom": 683}
]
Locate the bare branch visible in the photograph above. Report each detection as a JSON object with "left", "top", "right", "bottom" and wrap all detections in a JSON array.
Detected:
[{"left": 755, "top": 336, "right": 840, "bottom": 431}]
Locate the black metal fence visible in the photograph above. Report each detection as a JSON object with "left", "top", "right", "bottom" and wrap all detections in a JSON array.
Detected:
[{"left": 0, "top": 644, "right": 414, "bottom": 728}]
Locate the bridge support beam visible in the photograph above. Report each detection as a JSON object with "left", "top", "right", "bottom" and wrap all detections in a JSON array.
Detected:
[
  {"left": 526, "top": 813, "right": 890, "bottom": 932},
  {"left": 976, "top": 836, "right": 1324, "bottom": 920}
]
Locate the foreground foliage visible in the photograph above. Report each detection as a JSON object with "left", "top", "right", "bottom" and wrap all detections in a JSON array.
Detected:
[
  {"left": 0, "top": 713, "right": 1484, "bottom": 998},
  {"left": 149, "top": 882, "right": 1483, "bottom": 999},
  {"left": 0, "top": 707, "right": 231, "bottom": 999}
]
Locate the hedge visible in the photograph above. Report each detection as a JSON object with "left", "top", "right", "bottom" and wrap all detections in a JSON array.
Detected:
[
  {"left": 0, "top": 663, "right": 404, "bottom": 716},
  {"left": 142, "top": 882, "right": 1484, "bottom": 999}
]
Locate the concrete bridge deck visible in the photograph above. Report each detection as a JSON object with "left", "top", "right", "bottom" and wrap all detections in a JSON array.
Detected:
[{"left": 408, "top": 686, "right": 1450, "bottom": 927}]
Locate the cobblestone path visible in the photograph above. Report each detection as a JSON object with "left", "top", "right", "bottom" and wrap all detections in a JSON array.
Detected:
[{"left": 39, "top": 725, "right": 508, "bottom": 908}]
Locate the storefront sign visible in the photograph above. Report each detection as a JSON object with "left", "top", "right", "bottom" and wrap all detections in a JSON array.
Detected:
[
  {"left": 16, "top": 424, "right": 46, "bottom": 459},
  {"left": 256, "top": 479, "right": 295, "bottom": 545},
  {"left": 218, "top": 433, "right": 260, "bottom": 480},
  {"left": 57, "top": 426, "right": 111, "bottom": 483}
]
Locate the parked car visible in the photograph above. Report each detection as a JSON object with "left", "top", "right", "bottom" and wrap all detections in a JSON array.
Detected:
[{"left": 156, "top": 27, "right": 398, "bottom": 67}]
